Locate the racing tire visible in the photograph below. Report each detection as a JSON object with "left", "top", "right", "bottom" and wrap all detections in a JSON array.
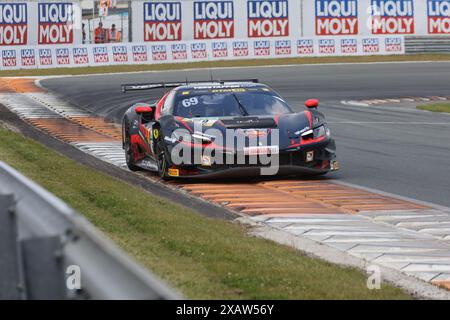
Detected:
[
  {"left": 123, "top": 123, "right": 141, "bottom": 172},
  {"left": 156, "top": 138, "right": 171, "bottom": 180}
]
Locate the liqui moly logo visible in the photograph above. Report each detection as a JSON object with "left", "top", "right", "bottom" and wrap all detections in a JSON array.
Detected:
[
  {"left": 112, "top": 45, "right": 128, "bottom": 63},
  {"left": 171, "top": 43, "right": 187, "bottom": 60},
  {"left": 39, "top": 48, "right": 53, "bottom": 66},
  {"left": 0, "top": 3, "right": 27, "bottom": 45},
  {"left": 247, "top": 0, "right": 289, "bottom": 37},
  {"left": 428, "top": 0, "right": 450, "bottom": 34},
  {"left": 233, "top": 41, "right": 249, "bottom": 57},
  {"left": 319, "top": 39, "right": 336, "bottom": 54},
  {"left": 191, "top": 42, "right": 208, "bottom": 59},
  {"left": 341, "top": 38, "right": 357, "bottom": 53},
  {"left": 371, "top": 0, "right": 414, "bottom": 34},
  {"left": 144, "top": 2, "right": 182, "bottom": 41},
  {"left": 297, "top": 39, "right": 314, "bottom": 55},
  {"left": 21, "top": 49, "right": 36, "bottom": 67},
  {"left": 152, "top": 44, "right": 168, "bottom": 61},
  {"left": 385, "top": 37, "right": 402, "bottom": 52},
  {"left": 316, "top": 0, "right": 358, "bottom": 35},
  {"left": 38, "top": 3, "right": 73, "bottom": 44},
  {"left": 132, "top": 45, "right": 148, "bottom": 62},
  {"left": 56, "top": 48, "right": 70, "bottom": 65},
  {"left": 2, "top": 49, "right": 17, "bottom": 67},
  {"left": 212, "top": 41, "right": 228, "bottom": 58},
  {"left": 275, "top": 40, "right": 291, "bottom": 55},
  {"left": 254, "top": 40, "right": 271, "bottom": 56},
  {"left": 73, "top": 47, "right": 89, "bottom": 65},
  {"left": 362, "top": 38, "right": 380, "bottom": 52},
  {"left": 194, "top": 1, "right": 234, "bottom": 39},
  {"left": 93, "top": 46, "right": 109, "bottom": 63}
]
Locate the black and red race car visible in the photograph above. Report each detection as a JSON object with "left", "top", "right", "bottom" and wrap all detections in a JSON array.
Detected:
[{"left": 121, "top": 80, "right": 339, "bottom": 179}]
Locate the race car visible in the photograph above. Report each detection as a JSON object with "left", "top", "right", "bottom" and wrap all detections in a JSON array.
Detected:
[{"left": 121, "top": 80, "right": 339, "bottom": 179}]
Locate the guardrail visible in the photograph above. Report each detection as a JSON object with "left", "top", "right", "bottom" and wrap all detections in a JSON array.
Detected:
[
  {"left": 405, "top": 36, "right": 450, "bottom": 54},
  {"left": 0, "top": 161, "right": 180, "bottom": 300}
]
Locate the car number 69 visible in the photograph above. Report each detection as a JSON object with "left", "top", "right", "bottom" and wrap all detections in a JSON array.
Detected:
[{"left": 182, "top": 97, "right": 198, "bottom": 107}]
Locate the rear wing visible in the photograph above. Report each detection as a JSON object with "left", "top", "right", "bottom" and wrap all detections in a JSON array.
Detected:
[{"left": 121, "top": 79, "right": 259, "bottom": 93}]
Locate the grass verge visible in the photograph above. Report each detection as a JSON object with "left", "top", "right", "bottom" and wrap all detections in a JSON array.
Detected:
[
  {"left": 417, "top": 103, "right": 450, "bottom": 114},
  {"left": 1, "top": 54, "right": 450, "bottom": 77},
  {"left": 0, "top": 124, "right": 410, "bottom": 299}
]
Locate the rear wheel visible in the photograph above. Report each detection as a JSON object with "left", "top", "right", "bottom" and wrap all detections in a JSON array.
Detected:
[{"left": 123, "top": 123, "right": 140, "bottom": 172}]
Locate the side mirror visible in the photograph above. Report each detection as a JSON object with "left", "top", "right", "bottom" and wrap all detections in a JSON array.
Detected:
[
  {"left": 135, "top": 105, "right": 155, "bottom": 121},
  {"left": 135, "top": 105, "right": 154, "bottom": 114},
  {"left": 305, "top": 99, "right": 319, "bottom": 109}
]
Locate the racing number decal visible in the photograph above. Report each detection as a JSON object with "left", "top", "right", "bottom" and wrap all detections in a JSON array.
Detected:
[{"left": 182, "top": 97, "right": 198, "bottom": 107}]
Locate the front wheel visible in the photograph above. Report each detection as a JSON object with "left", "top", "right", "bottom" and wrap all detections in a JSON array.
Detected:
[
  {"left": 123, "top": 124, "right": 140, "bottom": 172},
  {"left": 156, "top": 139, "right": 171, "bottom": 180}
]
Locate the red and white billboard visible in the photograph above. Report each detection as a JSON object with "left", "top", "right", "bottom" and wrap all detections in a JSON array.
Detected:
[
  {"left": 38, "top": 2, "right": 74, "bottom": 44},
  {"left": 315, "top": 0, "right": 358, "bottom": 35},
  {"left": 144, "top": 2, "right": 182, "bottom": 41},
  {"left": 194, "top": 1, "right": 234, "bottom": 39},
  {"left": 0, "top": 3, "right": 28, "bottom": 46},
  {"left": 247, "top": 0, "right": 289, "bottom": 38}
]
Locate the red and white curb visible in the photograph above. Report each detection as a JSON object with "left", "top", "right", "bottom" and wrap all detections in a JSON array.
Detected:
[{"left": 342, "top": 96, "right": 450, "bottom": 107}]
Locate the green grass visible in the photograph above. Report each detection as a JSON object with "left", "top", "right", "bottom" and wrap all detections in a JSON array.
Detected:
[
  {"left": 1, "top": 54, "right": 450, "bottom": 77},
  {"left": 417, "top": 103, "right": 450, "bottom": 114},
  {"left": 0, "top": 124, "right": 410, "bottom": 299}
]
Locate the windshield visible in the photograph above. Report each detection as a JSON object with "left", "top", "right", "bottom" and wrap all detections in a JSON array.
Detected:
[{"left": 173, "top": 91, "right": 293, "bottom": 118}]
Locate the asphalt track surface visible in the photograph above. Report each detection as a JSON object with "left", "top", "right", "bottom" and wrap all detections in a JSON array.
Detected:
[{"left": 41, "top": 62, "right": 450, "bottom": 207}]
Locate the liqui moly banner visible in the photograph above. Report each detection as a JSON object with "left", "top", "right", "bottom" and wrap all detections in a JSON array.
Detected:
[
  {"left": 362, "top": 37, "right": 380, "bottom": 53},
  {"left": 144, "top": 2, "right": 182, "bottom": 41},
  {"left": 151, "top": 44, "right": 168, "bottom": 61},
  {"left": 21, "top": 48, "right": 37, "bottom": 68},
  {"left": 38, "top": 48, "right": 54, "bottom": 67},
  {"left": 247, "top": 0, "right": 289, "bottom": 37},
  {"left": 427, "top": 0, "right": 450, "bottom": 34},
  {"left": 171, "top": 43, "right": 188, "bottom": 60},
  {"left": 0, "top": 36, "right": 405, "bottom": 70},
  {"left": 112, "top": 45, "right": 129, "bottom": 63},
  {"left": 232, "top": 40, "right": 249, "bottom": 57},
  {"left": 73, "top": 47, "right": 89, "bottom": 65},
  {"left": 297, "top": 39, "right": 315, "bottom": 55},
  {"left": 371, "top": 0, "right": 415, "bottom": 34},
  {"left": 2, "top": 48, "right": 17, "bottom": 68},
  {"left": 194, "top": 1, "right": 234, "bottom": 39},
  {"left": 316, "top": 0, "right": 358, "bottom": 35},
  {"left": 92, "top": 46, "right": 109, "bottom": 64},
  {"left": 131, "top": 44, "right": 149, "bottom": 63},
  {"left": 0, "top": 3, "right": 27, "bottom": 46},
  {"left": 211, "top": 41, "right": 229, "bottom": 58},
  {"left": 38, "top": 2, "right": 74, "bottom": 44},
  {"left": 55, "top": 47, "right": 70, "bottom": 65}
]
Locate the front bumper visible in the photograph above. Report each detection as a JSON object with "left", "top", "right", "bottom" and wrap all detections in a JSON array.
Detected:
[{"left": 166, "top": 138, "right": 338, "bottom": 179}]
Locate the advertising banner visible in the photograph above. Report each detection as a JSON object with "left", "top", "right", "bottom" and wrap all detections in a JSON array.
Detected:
[
  {"left": 427, "top": 0, "right": 450, "bottom": 34},
  {"left": 315, "top": 0, "right": 359, "bottom": 36},
  {"left": 247, "top": 0, "right": 289, "bottom": 38},
  {"left": 143, "top": 1, "right": 182, "bottom": 41},
  {"left": 0, "top": 35, "right": 405, "bottom": 70},
  {"left": 194, "top": 1, "right": 234, "bottom": 39},
  {"left": 0, "top": 3, "right": 28, "bottom": 46}
]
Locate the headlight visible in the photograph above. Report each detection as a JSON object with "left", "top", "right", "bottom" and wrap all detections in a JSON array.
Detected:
[
  {"left": 172, "top": 130, "right": 192, "bottom": 143},
  {"left": 192, "top": 132, "right": 215, "bottom": 143},
  {"left": 172, "top": 130, "right": 215, "bottom": 144}
]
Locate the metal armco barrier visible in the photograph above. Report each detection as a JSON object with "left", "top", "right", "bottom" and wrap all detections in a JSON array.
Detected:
[
  {"left": 405, "top": 36, "right": 450, "bottom": 54},
  {"left": 0, "top": 161, "right": 180, "bottom": 300}
]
